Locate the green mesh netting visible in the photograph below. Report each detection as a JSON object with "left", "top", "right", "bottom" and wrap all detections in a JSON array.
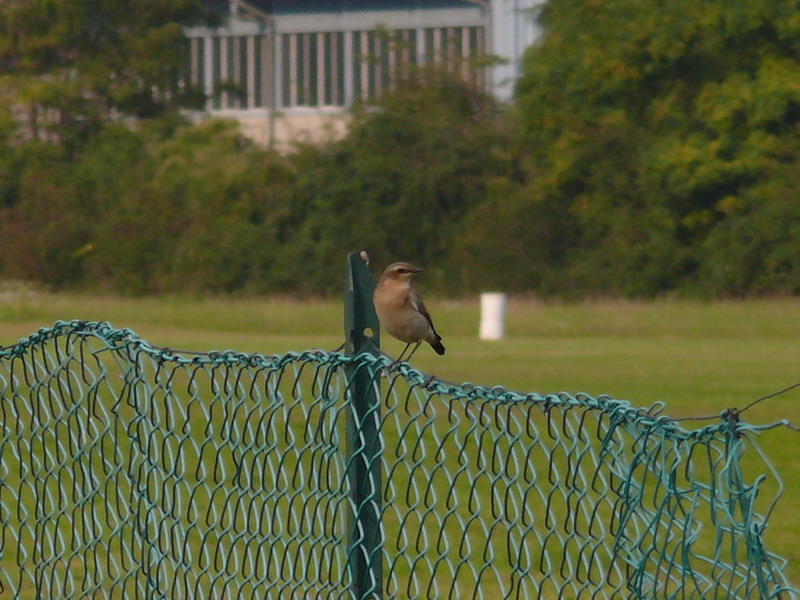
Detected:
[{"left": 0, "top": 320, "right": 796, "bottom": 599}]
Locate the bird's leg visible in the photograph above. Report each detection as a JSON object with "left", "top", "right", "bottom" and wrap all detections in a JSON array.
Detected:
[
  {"left": 396, "top": 343, "right": 413, "bottom": 363},
  {"left": 403, "top": 341, "right": 422, "bottom": 363},
  {"left": 389, "top": 343, "right": 413, "bottom": 371}
]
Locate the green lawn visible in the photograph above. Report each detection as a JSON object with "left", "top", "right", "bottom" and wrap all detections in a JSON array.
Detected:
[{"left": 1, "top": 289, "right": 798, "bottom": 594}]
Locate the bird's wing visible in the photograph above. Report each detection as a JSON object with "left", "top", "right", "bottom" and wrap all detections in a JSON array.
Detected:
[{"left": 411, "top": 289, "right": 438, "bottom": 333}]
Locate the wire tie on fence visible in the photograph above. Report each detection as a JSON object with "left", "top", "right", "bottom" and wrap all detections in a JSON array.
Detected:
[
  {"left": 423, "top": 374, "right": 437, "bottom": 389},
  {"left": 666, "top": 380, "right": 800, "bottom": 431},
  {"left": 740, "top": 380, "right": 800, "bottom": 414}
]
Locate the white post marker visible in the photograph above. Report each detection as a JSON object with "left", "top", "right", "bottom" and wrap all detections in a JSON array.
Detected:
[{"left": 479, "top": 292, "right": 507, "bottom": 340}]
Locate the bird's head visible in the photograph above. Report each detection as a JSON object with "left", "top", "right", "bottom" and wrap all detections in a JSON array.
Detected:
[{"left": 381, "top": 261, "right": 423, "bottom": 283}]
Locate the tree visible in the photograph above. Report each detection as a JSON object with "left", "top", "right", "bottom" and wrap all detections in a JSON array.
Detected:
[
  {"left": 276, "top": 70, "right": 511, "bottom": 294},
  {"left": 513, "top": 0, "right": 800, "bottom": 296},
  {"left": 0, "top": 0, "right": 216, "bottom": 151},
  {"left": 0, "top": 117, "right": 298, "bottom": 294}
]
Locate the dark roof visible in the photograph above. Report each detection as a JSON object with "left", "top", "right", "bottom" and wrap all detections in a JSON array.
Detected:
[{"left": 236, "top": 0, "right": 475, "bottom": 16}]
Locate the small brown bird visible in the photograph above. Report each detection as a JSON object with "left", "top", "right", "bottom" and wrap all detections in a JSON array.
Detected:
[{"left": 373, "top": 261, "right": 445, "bottom": 364}]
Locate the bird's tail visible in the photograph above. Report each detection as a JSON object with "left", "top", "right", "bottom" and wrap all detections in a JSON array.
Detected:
[{"left": 427, "top": 332, "right": 445, "bottom": 356}]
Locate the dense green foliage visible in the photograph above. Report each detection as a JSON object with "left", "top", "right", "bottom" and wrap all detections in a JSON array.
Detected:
[
  {"left": 281, "top": 73, "right": 509, "bottom": 293},
  {"left": 0, "top": 0, "right": 214, "bottom": 150},
  {"left": 0, "top": 119, "right": 291, "bottom": 294},
  {"left": 511, "top": 0, "right": 800, "bottom": 296},
  {"left": 0, "top": 68, "right": 507, "bottom": 295},
  {"left": 1, "top": 0, "right": 799, "bottom": 297}
]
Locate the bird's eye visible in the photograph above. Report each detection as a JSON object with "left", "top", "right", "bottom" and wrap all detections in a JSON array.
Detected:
[{"left": 396, "top": 268, "right": 407, "bottom": 274}]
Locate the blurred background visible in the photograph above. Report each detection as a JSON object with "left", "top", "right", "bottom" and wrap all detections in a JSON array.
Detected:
[{"left": 1, "top": 0, "right": 798, "bottom": 298}]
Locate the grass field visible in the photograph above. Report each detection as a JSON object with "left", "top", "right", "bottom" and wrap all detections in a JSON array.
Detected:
[{"left": 1, "top": 288, "right": 799, "bottom": 592}]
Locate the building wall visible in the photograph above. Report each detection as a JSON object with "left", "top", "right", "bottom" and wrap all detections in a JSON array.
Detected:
[
  {"left": 490, "top": 0, "right": 544, "bottom": 101},
  {"left": 184, "top": 0, "right": 538, "bottom": 146},
  {"left": 216, "top": 106, "right": 350, "bottom": 148}
]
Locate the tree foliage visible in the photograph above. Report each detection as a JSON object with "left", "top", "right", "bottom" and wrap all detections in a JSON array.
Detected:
[
  {"left": 0, "top": 0, "right": 214, "bottom": 150},
  {"left": 0, "top": 70, "right": 507, "bottom": 295},
  {"left": 0, "top": 119, "right": 296, "bottom": 294},
  {"left": 509, "top": 0, "right": 800, "bottom": 296},
  {"left": 279, "top": 71, "right": 509, "bottom": 292}
]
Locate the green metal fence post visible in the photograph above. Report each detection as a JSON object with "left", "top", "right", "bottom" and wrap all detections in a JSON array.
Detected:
[{"left": 344, "top": 252, "right": 383, "bottom": 599}]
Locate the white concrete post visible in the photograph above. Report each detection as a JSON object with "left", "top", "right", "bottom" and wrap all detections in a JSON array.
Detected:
[{"left": 479, "top": 292, "right": 507, "bottom": 340}]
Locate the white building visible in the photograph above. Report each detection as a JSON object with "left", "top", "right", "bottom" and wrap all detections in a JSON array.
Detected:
[{"left": 184, "top": 0, "right": 542, "bottom": 146}]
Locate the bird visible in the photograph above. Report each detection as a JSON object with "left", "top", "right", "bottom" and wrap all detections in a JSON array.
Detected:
[{"left": 373, "top": 261, "right": 445, "bottom": 365}]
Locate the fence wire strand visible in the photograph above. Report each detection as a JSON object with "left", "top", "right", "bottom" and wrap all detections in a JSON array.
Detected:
[{"left": 0, "top": 320, "right": 796, "bottom": 599}]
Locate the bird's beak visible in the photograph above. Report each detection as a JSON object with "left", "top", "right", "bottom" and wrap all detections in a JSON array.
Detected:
[{"left": 412, "top": 267, "right": 424, "bottom": 274}]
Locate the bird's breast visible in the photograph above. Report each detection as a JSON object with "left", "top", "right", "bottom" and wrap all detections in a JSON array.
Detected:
[{"left": 374, "top": 284, "right": 430, "bottom": 344}]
